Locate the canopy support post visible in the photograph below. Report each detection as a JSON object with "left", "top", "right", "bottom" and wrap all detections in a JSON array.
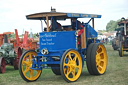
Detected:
[
  {"left": 46, "top": 16, "right": 49, "bottom": 32},
  {"left": 92, "top": 18, "right": 95, "bottom": 43}
]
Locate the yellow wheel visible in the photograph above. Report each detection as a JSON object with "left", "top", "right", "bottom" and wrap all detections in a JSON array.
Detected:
[
  {"left": 60, "top": 49, "right": 82, "bottom": 82},
  {"left": 19, "top": 50, "right": 42, "bottom": 82},
  {"left": 86, "top": 43, "right": 107, "bottom": 75}
]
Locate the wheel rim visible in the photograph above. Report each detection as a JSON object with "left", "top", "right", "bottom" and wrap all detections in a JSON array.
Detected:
[
  {"left": 63, "top": 50, "right": 82, "bottom": 81},
  {"left": 0, "top": 58, "right": 6, "bottom": 73},
  {"left": 21, "top": 51, "right": 41, "bottom": 81},
  {"left": 96, "top": 44, "right": 107, "bottom": 74}
]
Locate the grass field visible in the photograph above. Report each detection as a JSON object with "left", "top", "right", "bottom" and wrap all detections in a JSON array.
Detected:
[{"left": 0, "top": 45, "right": 128, "bottom": 85}]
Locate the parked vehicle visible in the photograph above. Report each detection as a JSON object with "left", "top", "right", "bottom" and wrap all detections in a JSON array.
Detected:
[
  {"left": 19, "top": 9, "right": 107, "bottom": 82},
  {"left": 0, "top": 32, "right": 22, "bottom": 73},
  {"left": 117, "top": 18, "right": 128, "bottom": 57}
]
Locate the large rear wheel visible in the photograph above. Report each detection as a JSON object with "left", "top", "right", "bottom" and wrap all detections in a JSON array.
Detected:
[
  {"left": 86, "top": 43, "right": 107, "bottom": 75},
  {"left": 19, "top": 50, "right": 42, "bottom": 82},
  {"left": 60, "top": 49, "right": 82, "bottom": 82},
  {"left": 86, "top": 43, "right": 95, "bottom": 75}
]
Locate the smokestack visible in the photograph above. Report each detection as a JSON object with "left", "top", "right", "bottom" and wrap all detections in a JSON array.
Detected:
[
  {"left": 4, "top": 35, "right": 8, "bottom": 43},
  {"left": 51, "top": 6, "right": 56, "bottom": 12}
]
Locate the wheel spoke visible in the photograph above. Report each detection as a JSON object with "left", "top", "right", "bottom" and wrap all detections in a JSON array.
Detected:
[
  {"left": 73, "top": 56, "right": 77, "bottom": 62},
  {"left": 66, "top": 68, "right": 71, "bottom": 77},
  {"left": 97, "top": 51, "right": 104, "bottom": 56},
  {"left": 23, "top": 61, "right": 29, "bottom": 66},
  {"left": 30, "top": 70, "right": 33, "bottom": 79},
  {"left": 68, "top": 54, "right": 73, "bottom": 61},
  {"left": 100, "top": 59, "right": 104, "bottom": 62},
  {"left": 96, "top": 61, "right": 100, "bottom": 66},
  {"left": 99, "top": 51, "right": 104, "bottom": 55},
  {"left": 23, "top": 66, "right": 30, "bottom": 74},
  {"left": 98, "top": 65, "right": 103, "bottom": 70},
  {"left": 97, "top": 46, "right": 102, "bottom": 52},
  {"left": 72, "top": 69, "right": 75, "bottom": 77},
  {"left": 29, "top": 54, "right": 32, "bottom": 62},
  {"left": 64, "top": 63, "right": 70, "bottom": 67},
  {"left": 75, "top": 65, "right": 79, "bottom": 69},
  {"left": 97, "top": 59, "right": 104, "bottom": 65}
]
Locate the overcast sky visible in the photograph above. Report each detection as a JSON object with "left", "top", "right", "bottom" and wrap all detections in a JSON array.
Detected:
[{"left": 0, "top": 0, "right": 128, "bottom": 34}]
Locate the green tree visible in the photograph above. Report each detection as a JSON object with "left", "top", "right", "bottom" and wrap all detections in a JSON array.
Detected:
[
  {"left": 106, "top": 19, "right": 121, "bottom": 32},
  {"left": 106, "top": 20, "right": 118, "bottom": 32}
]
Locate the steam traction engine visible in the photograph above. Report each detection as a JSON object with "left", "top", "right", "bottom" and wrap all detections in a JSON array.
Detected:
[
  {"left": 118, "top": 18, "right": 128, "bottom": 57},
  {"left": 19, "top": 10, "right": 107, "bottom": 82},
  {"left": 0, "top": 33, "right": 22, "bottom": 73}
]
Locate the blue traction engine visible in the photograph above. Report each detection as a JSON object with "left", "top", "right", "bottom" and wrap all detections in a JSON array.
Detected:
[{"left": 19, "top": 9, "right": 107, "bottom": 82}]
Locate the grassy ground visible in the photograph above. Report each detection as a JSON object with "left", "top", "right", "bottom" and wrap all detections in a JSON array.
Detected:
[{"left": 0, "top": 45, "right": 128, "bottom": 85}]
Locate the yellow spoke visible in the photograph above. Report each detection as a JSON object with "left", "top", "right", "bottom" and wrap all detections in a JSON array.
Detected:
[
  {"left": 29, "top": 54, "right": 32, "bottom": 62},
  {"left": 73, "top": 56, "right": 77, "bottom": 62},
  {"left": 99, "top": 52, "right": 104, "bottom": 55},
  {"left": 23, "top": 67, "right": 30, "bottom": 74},
  {"left": 75, "top": 65, "right": 79, "bottom": 69},
  {"left": 64, "top": 63, "right": 70, "bottom": 67},
  {"left": 64, "top": 68, "right": 67, "bottom": 73},
  {"left": 30, "top": 70, "right": 33, "bottom": 79},
  {"left": 100, "top": 59, "right": 104, "bottom": 62},
  {"left": 72, "top": 69, "right": 75, "bottom": 77},
  {"left": 23, "top": 61, "right": 29, "bottom": 66},
  {"left": 66, "top": 68, "right": 71, "bottom": 77},
  {"left": 97, "top": 59, "right": 104, "bottom": 66},
  {"left": 97, "top": 51, "right": 103, "bottom": 56},
  {"left": 98, "top": 65, "right": 103, "bottom": 69},
  {"left": 96, "top": 61, "right": 100, "bottom": 66},
  {"left": 97, "top": 46, "right": 102, "bottom": 52},
  {"left": 68, "top": 54, "right": 73, "bottom": 61}
]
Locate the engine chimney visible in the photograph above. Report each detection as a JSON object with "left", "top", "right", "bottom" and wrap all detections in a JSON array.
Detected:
[{"left": 51, "top": 6, "right": 56, "bottom": 12}]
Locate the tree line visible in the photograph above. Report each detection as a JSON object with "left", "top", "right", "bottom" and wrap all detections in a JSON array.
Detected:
[{"left": 106, "top": 19, "right": 121, "bottom": 32}]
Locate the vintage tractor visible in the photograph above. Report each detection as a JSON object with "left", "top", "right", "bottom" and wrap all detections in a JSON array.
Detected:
[
  {"left": 0, "top": 29, "right": 39, "bottom": 73},
  {"left": 10, "top": 29, "right": 39, "bottom": 51},
  {"left": 0, "top": 32, "right": 22, "bottom": 73},
  {"left": 117, "top": 18, "right": 128, "bottom": 57},
  {"left": 19, "top": 9, "right": 107, "bottom": 82}
]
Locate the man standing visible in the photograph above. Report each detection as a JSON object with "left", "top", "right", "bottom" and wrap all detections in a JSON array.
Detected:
[
  {"left": 72, "top": 18, "right": 83, "bottom": 36},
  {"left": 72, "top": 18, "right": 84, "bottom": 48}
]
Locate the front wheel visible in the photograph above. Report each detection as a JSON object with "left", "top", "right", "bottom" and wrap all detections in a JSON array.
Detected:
[
  {"left": 19, "top": 50, "right": 42, "bottom": 82},
  {"left": 60, "top": 49, "right": 82, "bottom": 82}
]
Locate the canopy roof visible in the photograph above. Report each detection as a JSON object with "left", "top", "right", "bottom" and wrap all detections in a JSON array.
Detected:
[
  {"left": 118, "top": 19, "right": 128, "bottom": 25},
  {"left": 26, "top": 12, "right": 101, "bottom": 20}
]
